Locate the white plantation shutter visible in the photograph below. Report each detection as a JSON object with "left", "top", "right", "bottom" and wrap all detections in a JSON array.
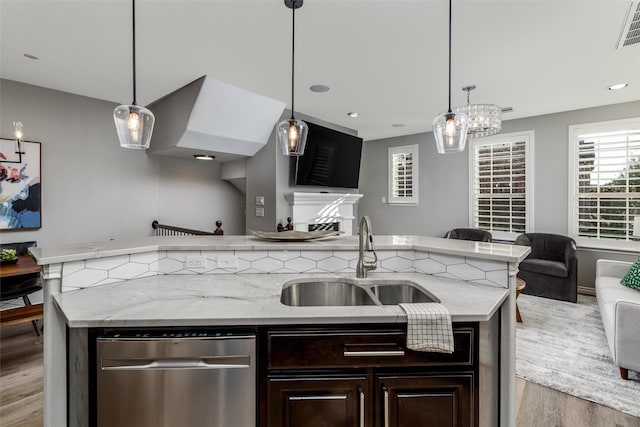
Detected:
[
  {"left": 569, "top": 118, "right": 640, "bottom": 247},
  {"left": 470, "top": 132, "right": 534, "bottom": 240},
  {"left": 392, "top": 153, "right": 413, "bottom": 197},
  {"left": 388, "top": 145, "right": 418, "bottom": 205}
]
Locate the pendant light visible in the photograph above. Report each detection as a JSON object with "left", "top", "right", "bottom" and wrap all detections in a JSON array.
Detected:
[
  {"left": 277, "top": 0, "right": 308, "bottom": 156},
  {"left": 113, "top": 0, "right": 155, "bottom": 149},
  {"left": 453, "top": 85, "right": 502, "bottom": 139},
  {"left": 432, "top": 0, "right": 468, "bottom": 154}
]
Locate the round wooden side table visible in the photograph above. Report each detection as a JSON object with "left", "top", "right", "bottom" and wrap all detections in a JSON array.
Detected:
[{"left": 515, "top": 278, "right": 526, "bottom": 323}]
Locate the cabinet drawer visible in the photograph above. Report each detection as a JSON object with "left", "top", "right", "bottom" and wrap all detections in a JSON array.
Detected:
[{"left": 268, "top": 327, "right": 474, "bottom": 369}]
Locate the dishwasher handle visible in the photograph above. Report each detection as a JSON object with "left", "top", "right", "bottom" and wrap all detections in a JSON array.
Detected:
[{"left": 101, "top": 355, "right": 251, "bottom": 371}]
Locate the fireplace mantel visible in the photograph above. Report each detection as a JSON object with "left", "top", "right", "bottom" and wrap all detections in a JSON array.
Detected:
[{"left": 284, "top": 192, "right": 363, "bottom": 235}]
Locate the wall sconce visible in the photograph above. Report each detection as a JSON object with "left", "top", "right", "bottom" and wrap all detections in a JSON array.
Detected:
[{"left": 13, "top": 121, "right": 25, "bottom": 155}]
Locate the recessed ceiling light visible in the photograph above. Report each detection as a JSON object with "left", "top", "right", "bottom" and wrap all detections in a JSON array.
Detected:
[
  {"left": 607, "top": 83, "right": 628, "bottom": 91},
  {"left": 347, "top": 112, "right": 359, "bottom": 118},
  {"left": 193, "top": 154, "right": 216, "bottom": 160},
  {"left": 23, "top": 53, "right": 39, "bottom": 60},
  {"left": 309, "top": 84, "right": 330, "bottom": 93},
  {"left": 391, "top": 123, "right": 405, "bottom": 128}
]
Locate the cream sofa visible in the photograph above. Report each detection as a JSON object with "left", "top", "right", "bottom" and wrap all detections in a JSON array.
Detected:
[{"left": 595, "top": 259, "right": 640, "bottom": 379}]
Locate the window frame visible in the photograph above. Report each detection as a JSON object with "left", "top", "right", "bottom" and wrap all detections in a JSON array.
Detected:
[
  {"left": 468, "top": 131, "right": 535, "bottom": 241},
  {"left": 387, "top": 144, "right": 419, "bottom": 206},
  {"left": 567, "top": 117, "right": 640, "bottom": 251}
]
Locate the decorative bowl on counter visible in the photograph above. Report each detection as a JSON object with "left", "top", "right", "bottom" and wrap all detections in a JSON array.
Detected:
[{"left": 248, "top": 229, "right": 343, "bottom": 242}]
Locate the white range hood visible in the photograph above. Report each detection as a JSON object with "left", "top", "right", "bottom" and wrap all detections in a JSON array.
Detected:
[{"left": 147, "top": 76, "right": 285, "bottom": 161}]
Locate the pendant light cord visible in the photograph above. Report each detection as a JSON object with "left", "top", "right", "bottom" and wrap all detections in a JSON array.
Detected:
[
  {"left": 132, "top": 0, "right": 137, "bottom": 106},
  {"left": 290, "top": 3, "right": 296, "bottom": 120},
  {"left": 447, "top": 0, "right": 452, "bottom": 113}
]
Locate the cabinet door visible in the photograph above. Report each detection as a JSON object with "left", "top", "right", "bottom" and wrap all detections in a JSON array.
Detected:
[
  {"left": 268, "top": 376, "right": 368, "bottom": 427},
  {"left": 377, "top": 374, "right": 474, "bottom": 427}
]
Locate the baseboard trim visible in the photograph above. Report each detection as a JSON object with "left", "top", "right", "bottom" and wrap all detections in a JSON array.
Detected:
[{"left": 578, "top": 285, "right": 596, "bottom": 296}]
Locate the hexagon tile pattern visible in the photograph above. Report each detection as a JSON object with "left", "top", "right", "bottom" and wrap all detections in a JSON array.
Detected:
[{"left": 59, "top": 249, "right": 509, "bottom": 291}]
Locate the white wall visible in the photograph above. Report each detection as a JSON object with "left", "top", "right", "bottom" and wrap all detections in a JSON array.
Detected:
[
  {"left": 0, "top": 79, "right": 245, "bottom": 246},
  {"left": 358, "top": 101, "right": 640, "bottom": 288},
  {"left": 157, "top": 156, "right": 245, "bottom": 234}
]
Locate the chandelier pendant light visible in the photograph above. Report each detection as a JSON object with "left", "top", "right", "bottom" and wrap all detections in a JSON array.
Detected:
[
  {"left": 432, "top": 0, "right": 468, "bottom": 154},
  {"left": 277, "top": 0, "right": 309, "bottom": 156},
  {"left": 113, "top": 0, "right": 155, "bottom": 149},
  {"left": 453, "top": 85, "right": 502, "bottom": 139}
]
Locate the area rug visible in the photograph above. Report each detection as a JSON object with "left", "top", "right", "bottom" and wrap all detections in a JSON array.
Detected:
[{"left": 515, "top": 294, "right": 640, "bottom": 418}]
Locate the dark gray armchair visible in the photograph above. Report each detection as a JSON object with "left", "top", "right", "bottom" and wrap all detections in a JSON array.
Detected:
[
  {"left": 444, "top": 228, "right": 492, "bottom": 242},
  {"left": 515, "top": 233, "right": 578, "bottom": 303}
]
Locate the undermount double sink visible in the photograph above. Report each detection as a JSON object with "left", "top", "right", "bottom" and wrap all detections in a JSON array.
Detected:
[{"left": 280, "top": 277, "right": 439, "bottom": 307}]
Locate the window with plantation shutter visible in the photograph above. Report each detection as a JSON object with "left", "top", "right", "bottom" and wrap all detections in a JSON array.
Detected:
[
  {"left": 569, "top": 118, "right": 640, "bottom": 250},
  {"left": 469, "top": 131, "right": 534, "bottom": 241},
  {"left": 388, "top": 145, "right": 418, "bottom": 205}
]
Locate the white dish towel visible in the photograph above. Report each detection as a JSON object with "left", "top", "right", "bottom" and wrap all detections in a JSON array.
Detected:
[{"left": 399, "top": 303, "right": 454, "bottom": 353}]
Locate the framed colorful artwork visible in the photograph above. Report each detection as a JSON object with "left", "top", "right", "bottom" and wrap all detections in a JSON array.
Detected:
[{"left": 0, "top": 139, "right": 42, "bottom": 230}]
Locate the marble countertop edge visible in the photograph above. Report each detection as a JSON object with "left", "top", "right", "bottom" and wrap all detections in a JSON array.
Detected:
[
  {"left": 31, "top": 235, "right": 530, "bottom": 265},
  {"left": 52, "top": 272, "right": 509, "bottom": 328}
]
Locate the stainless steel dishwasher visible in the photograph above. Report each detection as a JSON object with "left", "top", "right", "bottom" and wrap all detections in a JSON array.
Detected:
[{"left": 96, "top": 331, "right": 255, "bottom": 427}]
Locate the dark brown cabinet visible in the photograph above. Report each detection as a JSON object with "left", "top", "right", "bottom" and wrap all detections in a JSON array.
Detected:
[
  {"left": 262, "top": 324, "right": 478, "bottom": 427},
  {"left": 377, "top": 374, "right": 474, "bottom": 427},
  {"left": 267, "top": 376, "right": 368, "bottom": 427}
]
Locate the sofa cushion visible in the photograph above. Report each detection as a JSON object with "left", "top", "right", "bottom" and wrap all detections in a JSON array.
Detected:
[
  {"left": 519, "top": 258, "right": 568, "bottom": 278},
  {"left": 596, "top": 273, "right": 640, "bottom": 371},
  {"left": 620, "top": 258, "right": 640, "bottom": 291}
]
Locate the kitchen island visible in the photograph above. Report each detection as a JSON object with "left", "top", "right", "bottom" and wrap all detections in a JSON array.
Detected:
[{"left": 31, "top": 235, "right": 530, "bottom": 427}]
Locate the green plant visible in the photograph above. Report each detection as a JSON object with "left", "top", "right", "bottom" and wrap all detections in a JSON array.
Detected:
[{"left": 1, "top": 249, "right": 17, "bottom": 260}]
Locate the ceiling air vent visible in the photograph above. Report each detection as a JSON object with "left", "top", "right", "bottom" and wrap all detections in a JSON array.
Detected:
[{"left": 617, "top": 0, "right": 640, "bottom": 48}]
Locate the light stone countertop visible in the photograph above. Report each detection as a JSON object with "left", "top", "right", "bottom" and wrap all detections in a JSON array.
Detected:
[
  {"left": 53, "top": 271, "right": 509, "bottom": 328},
  {"left": 32, "top": 234, "right": 530, "bottom": 265}
]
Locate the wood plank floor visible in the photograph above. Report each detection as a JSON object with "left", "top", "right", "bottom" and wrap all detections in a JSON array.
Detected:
[
  {"left": 0, "top": 322, "right": 43, "bottom": 427},
  {"left": 1, "top": 322, "right": 639, "bottom": 427},
  {"left": 515, "top": 376, "right": 640, "bottom": 427}
]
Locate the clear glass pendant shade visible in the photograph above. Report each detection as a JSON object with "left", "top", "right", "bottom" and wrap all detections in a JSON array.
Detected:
[
  {"left": 277, "top": 118, "right": 308, "bottom": 156},
  {"left": 432, "top": 111, "right": 469, "bottom": 154},
  {"left": 453, "top": 103, "right": 502, "bottom": 139},
  {"left": 113, "top": 104, "right": 155, "bottom": 149}
]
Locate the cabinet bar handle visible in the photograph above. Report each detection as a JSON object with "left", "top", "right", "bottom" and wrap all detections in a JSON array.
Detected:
[
  {"left": 359, "top": 388, "right": 365, "bottom": 427},
  {"left": 101, "top": 355, "right": 251, "bottom": 370},
  {"left": 384, "top": 388, "right": 390, "bottom": 427},
  {"left": 343, "top": 350, "right": 405, "bottom": 357}
]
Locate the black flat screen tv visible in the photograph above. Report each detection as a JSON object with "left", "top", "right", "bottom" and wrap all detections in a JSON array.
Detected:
[{"left": 294, "top": 122, "right": 363, "bottom": 189}]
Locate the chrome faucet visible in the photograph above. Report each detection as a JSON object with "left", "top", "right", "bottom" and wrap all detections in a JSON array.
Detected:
[{"left": 356, "top": 216, "right": 378, "bottom": 278}]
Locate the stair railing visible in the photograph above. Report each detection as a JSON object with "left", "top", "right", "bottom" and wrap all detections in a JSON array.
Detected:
[{"left": 151, "top": 220, "right": 223, "bottom": 236}]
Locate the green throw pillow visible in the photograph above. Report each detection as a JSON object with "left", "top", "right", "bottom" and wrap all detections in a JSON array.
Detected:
[{"left": 621, "top": 258, "right": 640, "bottom": 291}]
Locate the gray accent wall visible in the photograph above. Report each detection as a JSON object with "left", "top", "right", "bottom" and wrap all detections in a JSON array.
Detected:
[
  {"left": 359, "top": 132, "right": 470, "bottom": 236},
  {"left": 246, "top": 124, "right": 278, "bottom": 233},
  {"left": 0, "top": 79, "right": 245, "bottom": 246},
  {"left": 358, "top": 101, "right": 640, "bottom": 288}
]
